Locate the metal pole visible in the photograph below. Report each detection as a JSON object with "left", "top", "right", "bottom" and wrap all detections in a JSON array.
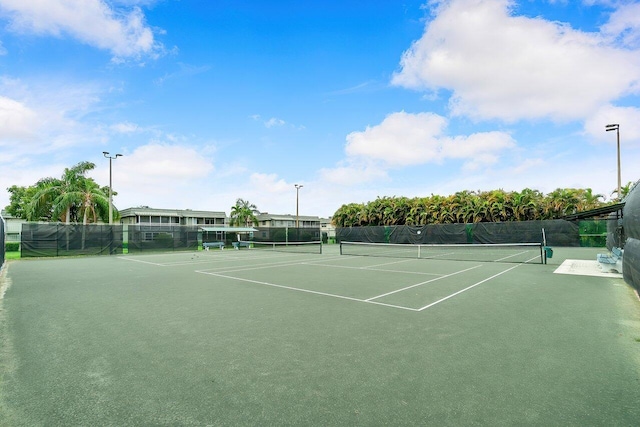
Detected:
[
  {"left": 616, "top": 126, "right": 621, "bottom": 200},
  {"left": 103, "top": 152, "right": 122, "bottom": 225},
  {"left": 294, "top": 184, "right": 303, "bottom": 228},
  {"left": 605, "top": 125, "right": 621, "bottom": 199},
  {"left": 109, "top": 157, "right": 113, "bottom": 224}
]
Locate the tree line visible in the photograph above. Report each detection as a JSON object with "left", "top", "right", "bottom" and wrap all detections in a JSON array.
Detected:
[
  {"left": 331, "top": 187, "right": 628, "bottom": 228},
  {"left": 5, "top": 162, "right": 114, "bottom": 224},
  {"left": 5, "top": 161, "right": 631, "bottom": 229},
  {"left": 5, "top": 161, "right": 266, "bottom": 227}
]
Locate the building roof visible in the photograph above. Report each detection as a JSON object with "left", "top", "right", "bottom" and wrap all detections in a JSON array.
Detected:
[
  {"left": 200, "top": 227, "right": 257, "bottom": 232},
  {"left": 559, "top": 202, "right": 625, "bottom": 221},
  {"left": 120, "top": 207, "right": 226, "bottom": 218},
  {"left": 256, "top": 213, "right": 319, "bottom": 221}
]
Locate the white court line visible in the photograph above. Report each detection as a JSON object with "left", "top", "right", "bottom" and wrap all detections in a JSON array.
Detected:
[
  {"left": 308, "top": 263, "right": 444, "bottom": 277},
  {"left": 417, "top": 263, "right": 522, "bottom": 311},
  {"left": 365, "top": 265, "right": 482, "bottom": 302},
  {"left": 117, "top": 257, "right": 166, "bottom": 266},
  {"left": 198, "top": 271, "right": 419, "bottom": 312},
  {"left": 363, "top": 258, "right": 418, "bottom": 268},
  {"left": 197, "top": 255, "right": 344, "bottom": 274}
]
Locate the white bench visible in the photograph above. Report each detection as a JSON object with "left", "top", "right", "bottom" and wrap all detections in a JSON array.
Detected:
[
  {"left": 232, "top": 241, "right": 251, "bottom": 250},
  {"left": 597, "top": 247, "right": 623, "bottom": 273},
  {"left": 203, "top": 241, "right": 225, "bottom": 250}
]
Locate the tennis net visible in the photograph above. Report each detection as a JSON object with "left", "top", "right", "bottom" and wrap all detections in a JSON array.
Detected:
[
  {"left": 339, "top": 241, "right": 545, "bottom": 264},
  {"left": 239, "top": 241, "right": 323, "bottom": 254}
]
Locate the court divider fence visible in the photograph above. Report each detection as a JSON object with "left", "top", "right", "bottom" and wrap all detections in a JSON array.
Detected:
[
  {"left": 21, "top": 223, "right": 123, "bottom": 257},
  {"left": 252, "top": 227, "right": 321, "bottom": 243},
  {"left": 620, "top": 180, "right": 640, "bottom": 292},
  {"left": 127, "top": 225, "right": 199, "bottom": 253},
  {"left": 337, "top": 219, "right": 580, "bottom": 247}
]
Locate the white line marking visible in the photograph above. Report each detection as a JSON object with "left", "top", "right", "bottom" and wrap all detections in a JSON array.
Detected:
[
  {"left": 364, "top": 258, "right": 418, "bottom": 268},
  {"left": 365, "top": 265, "right": 483, "bottom": 301},
  {"left": 198, "top": 271, "right": 418, "bottom": 312},
  {"left": 417, "top": 263, "right": 522, "bottom": 311},
  {"left": 307, "top": 263, "right": 444, "bottom": 276},
  {"left": 117, "top": 257, "right": 166, "bottom": 266}
]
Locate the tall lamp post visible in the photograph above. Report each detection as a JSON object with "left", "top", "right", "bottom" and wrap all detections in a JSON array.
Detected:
[
  {"left": 103, "top": 152, "right": 122, "bottom": 224},
  {"left": 605, "top": 124, "right": 621, "bottom": 200},
  {"left": 294, "top": 184, "right": 303, "bottom": 228}
]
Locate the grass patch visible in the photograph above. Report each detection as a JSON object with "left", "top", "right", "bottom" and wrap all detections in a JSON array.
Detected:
[{"left": 5, "top": 251, "right": 20, "bottom": 260}]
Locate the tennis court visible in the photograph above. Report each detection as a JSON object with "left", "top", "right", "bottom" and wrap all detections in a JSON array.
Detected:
[{"left": 1, "top": 244, "right": 639, "bottom": 425}]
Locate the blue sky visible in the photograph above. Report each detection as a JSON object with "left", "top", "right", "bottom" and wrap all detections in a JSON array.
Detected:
[{"left": 1, "top": 0, "right": 639, "bottom": 218}]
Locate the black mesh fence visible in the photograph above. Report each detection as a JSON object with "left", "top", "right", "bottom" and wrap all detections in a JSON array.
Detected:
[
  {"left": 606, "top": 211, "right": 625, "bottom": 251},
  {"left": 623, "top": 238, "right": 640, "bottom": 293},
  {"left": 621, "top": 181, "right": 640, "bottom": 291},
  {"left": 336, "top": 226, "right": 390, "bottom": 243},
  {"left": 127, "top": 225, "right": 199, "bottom": 253},
  {"left": 337, "top": 220, "right": 580, "bottom": 246},
  {"left": 1, "top": 214, "right": 5, "bottom": 268},
  {"left": 623, "top": 181, "right": 640, "bottom": 241},
  {"left": 251, "top": 227, "right": 321, "bottom": 243},
  {"left": 471, "top": 220, "right": 579, "bottom": 246},
  {"left": 388, "top": 224, "right": 468, "bottom": 244},
  {"left": 21, "top": 223, "right": 123, "bottom": 257}
]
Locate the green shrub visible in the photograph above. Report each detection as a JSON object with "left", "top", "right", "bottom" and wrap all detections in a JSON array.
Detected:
[{"left": 5, "top": 242, "right": 19, "bottom": 252}]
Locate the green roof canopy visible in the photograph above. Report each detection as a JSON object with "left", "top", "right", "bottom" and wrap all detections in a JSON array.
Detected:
[{"left": 200, "top": 227, "right": 258, "bottom": 232}]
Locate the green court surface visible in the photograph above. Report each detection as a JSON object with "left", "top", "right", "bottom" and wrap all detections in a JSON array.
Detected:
[{"left": 1, "top": 245, "right": 639, "bottom": 425}]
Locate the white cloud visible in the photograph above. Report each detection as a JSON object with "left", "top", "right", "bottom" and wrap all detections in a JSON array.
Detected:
[
  {"left": 584, "top": 104, "right": 640, "bottom": 146},
  {"left": 392, "top": 0, "right": 640, "bottom": 122},
  {"left": 319, "top": 161, "right": 389, "bottom": 185},
  {"left": 601, "top": 2, "right": 640, "bottom": 48},
  {"left": 118, "top": 143, "right": 213, "bottom": 182},
  {"left": 264, "top": 117, "right": 286, "bottom": 128},
  {"left": 0, "top": 95, "right": 38, "bottom": 143},
  {"left": 110, "top": 121, "right": 139, "bottom": 134},
  {"left": 0, "top": 0, "right": 163, "bottom": 61},
  {"left": 249, "top": 172, "right": 291, "bottom": 193},
  {"left": 344, "top": 111, "right": 515, "bottom": 167},
  {"left": 0, "top": 76, "right": 107, "bottom": 160}
]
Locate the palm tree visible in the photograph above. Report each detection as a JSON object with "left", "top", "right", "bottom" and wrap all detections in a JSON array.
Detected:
[
  {"left": 229, "top": 198, "right": 259, "bottom": 227},
  {"left": 78, "top": 179, "right": 111, "bottom": 224},
  {"left": 28, "top": 162, "right": 97, "bottom": 223}
]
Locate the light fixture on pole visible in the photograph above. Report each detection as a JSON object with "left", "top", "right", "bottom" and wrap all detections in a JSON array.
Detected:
[
  {"left": 605, "top": 124, "right": 621, "bottom": 200},
  {"left": 294, "top": 184, "right": 303, "bottom": 228},
  {"left": 103, "top": 152, "right": 122, "bottom": 225}
]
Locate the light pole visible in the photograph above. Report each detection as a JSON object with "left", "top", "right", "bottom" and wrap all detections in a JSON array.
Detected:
[
  {"left": 294, "top": 184, "right": 303, "bottom": 228},
  {"left": 103, "top": 152, "right": 122, "bottom": 224},
  {"left": 605, "top": 124, "right": 621, "bottom": 200}
]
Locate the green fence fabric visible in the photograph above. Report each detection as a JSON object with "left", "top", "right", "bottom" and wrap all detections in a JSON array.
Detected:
[
  {"left": 127, "top": 225, "right": 199, "bottom": 253},
  {"left": 623, "top": 181, "right": 640, "bottom": 241},
  {"left": 621, "top": 182, "right": 640, "bottom": 291},
  {"left": 252, "top": 227, "right": 321, "bottom": 243},
  {"left": 622, "top": 238, "right": 640, "bottom": 293},
  {"left": 337, "top": 220, "right": 580, "bottom": 246},
  {"left": 1, "top": 214, "right": 5, "bottom": 268},
  {"left": 21, "top": 223, "right": 123, "bottom": 257}
]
